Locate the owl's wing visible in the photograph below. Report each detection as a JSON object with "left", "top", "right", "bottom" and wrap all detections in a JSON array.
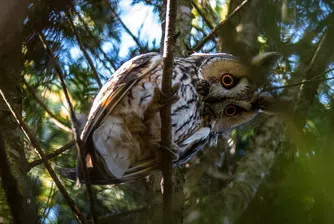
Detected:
[
  {"left": 76, "top": 52, "right": 162, "bottom": 182},
  {"left": 80, "top": 52, "right": 162, "bottom": 144}
]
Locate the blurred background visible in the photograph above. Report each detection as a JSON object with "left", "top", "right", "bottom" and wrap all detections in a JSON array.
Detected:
[{"left": 1, "top": 0, "right": 334, "bottom": 223}]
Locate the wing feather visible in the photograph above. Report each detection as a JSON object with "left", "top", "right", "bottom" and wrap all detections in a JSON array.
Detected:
[
  {"left": 81, "top": 52, "right": 162, "bottom": 143},
  {"left": 76, "top": 53, "right": 162, "bottom": 183}
]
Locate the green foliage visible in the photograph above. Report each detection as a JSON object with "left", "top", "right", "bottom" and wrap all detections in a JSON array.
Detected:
[{"left": 1, "top": 0, "right": 334, "bottom": 223}]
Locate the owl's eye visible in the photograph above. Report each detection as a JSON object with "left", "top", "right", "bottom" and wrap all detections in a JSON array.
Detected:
[
  {"left": 221, "top": 73, "right": 235, "bottom": 88},
  {"left": 224, "top": 105, "right": 238, "bottom": 117}
]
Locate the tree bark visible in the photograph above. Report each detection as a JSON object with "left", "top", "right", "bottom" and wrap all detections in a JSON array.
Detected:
[
  {"left": 219, "top": 0, "right": 264, "bottom": 58},
  {"left": 0, "top": 0, "right": 37, "bottom": 222},
  {"left": 174, "top": 0, "right": 193, "bottom": 56}
]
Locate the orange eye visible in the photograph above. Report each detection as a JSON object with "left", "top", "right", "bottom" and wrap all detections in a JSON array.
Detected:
[
  {"left": 221, "top": 73, "right": 234, "bottom": 88},
  {"left": 224, "top": 105, "right": 237, "bottom": 117}
]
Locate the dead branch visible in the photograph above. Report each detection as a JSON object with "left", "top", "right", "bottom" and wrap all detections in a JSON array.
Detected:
[
  {"left": 38, "top": 32, "right": 98, "bottom": 224},
  {"left": 66, "top": 11, "right": 102, "bottom": 88},
  {"left": 160, "top": 0, "right": 178, "bottom": 223},
  {"left": 188, "top": 0, "right": 249, "bottom": 55},
  {"left": 28, "top": 140, "right": 76, "bottom": 170},
  {"left": 0, "top": 90, "right": 86, "bottom": 223}
]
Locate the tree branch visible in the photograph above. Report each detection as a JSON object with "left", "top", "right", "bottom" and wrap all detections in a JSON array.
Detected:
[
  {"left": 28, "top": 140, "right": 76, "bottom": 170},
  {"left": 23, "top": 79, "right": 72, "bottom": 133},
  {"left": 66, "top": 11, "right": 102, "bottom": 88},
  {"left": 263, "top": 68, "right": 334, "bottom": 92},
  {"left": 0, "top": 90, "right": 86, "bottom": 223},
  {"left": 188, "top": 0, "right": 249, "bottom": 55},
  {"left": 38, "top": 32, "right": 98, "bottom": 224},
  {"left": 160, "top": 0, "right": 178, "bottom": 223}
]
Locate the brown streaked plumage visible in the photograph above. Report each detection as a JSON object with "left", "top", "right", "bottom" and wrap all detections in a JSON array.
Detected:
[{"left": 62, "top": 52, "right": 280, "bottom": 185}]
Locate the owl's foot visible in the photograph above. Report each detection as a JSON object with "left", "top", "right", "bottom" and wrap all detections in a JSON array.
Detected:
[
  {"left": 160, "top": 83, "right": 180, "bottom": 107},
  {"left": 144, "top": 84, "right": 180, "bottom": 119},
  {"left": 161, "top": 143, "right": 180, "bottom": 161},
  {"left": 153, "top": 143, "right": 180, "bottom": 164}
]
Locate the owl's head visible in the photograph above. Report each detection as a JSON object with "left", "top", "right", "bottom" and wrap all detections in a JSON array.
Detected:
[{"left": 190, "top": 52, "right": 281, "bottom": 132}]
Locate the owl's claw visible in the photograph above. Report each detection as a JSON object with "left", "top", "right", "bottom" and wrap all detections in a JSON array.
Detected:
[
  {"left": 144, "top": 84, "right": 180, "bottom": 119},
  {"left": 161, "top": 143, "right": 180, "bottom": 161},
  {"left": 157, "top": 83, "right": 180, "bottom": 107}
]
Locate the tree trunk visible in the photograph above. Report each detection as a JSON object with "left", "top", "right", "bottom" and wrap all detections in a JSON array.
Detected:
[
  {"left": 219, "top": 0, "right": 265, "bottom": 58},
  {"left": 174, "top": 0, "right": 193, "bottom": 57},
  {"left": 0, "top": 0, "right": 37, "bottom": 223}
]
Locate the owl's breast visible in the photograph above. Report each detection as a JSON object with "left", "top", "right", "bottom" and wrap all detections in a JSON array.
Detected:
[{"left": 111, "top": 64, "right": 202, "bottom": 143}]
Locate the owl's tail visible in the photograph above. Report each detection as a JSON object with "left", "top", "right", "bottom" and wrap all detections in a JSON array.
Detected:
[{"left": 61, "top": 158, "right": 160, "bottom": 185}]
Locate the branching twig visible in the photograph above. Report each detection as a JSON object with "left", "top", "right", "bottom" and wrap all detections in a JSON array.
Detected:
[
  {"left": 28, "top": 140, "right": 76, "bottom": 170},
  {"left": 0, "top": 90, "right": 86, "bottom": 223},
  {"left": 38, "top": 32, "right": 98, "bottom": 224},
  {"left": 23, "top": 79, "right": 72, "bottom": 133},
  {"left": 188, "top": 0, "right": 249, "bottom": 55},
  {"left": 160, "top": 0, "right": 177, "bottom": 223},
  {"left": 66, "top": 11, "right": 102, "bottom": 88}
]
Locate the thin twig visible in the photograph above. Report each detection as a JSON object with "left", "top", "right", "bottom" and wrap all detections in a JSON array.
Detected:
[
  {"left": 28, "top": 141, "right": 76, "bottom": 170},
  {"left": 306, "top": 29, "right": 328, "bottom": 73},
  {"left": 160, "top": 0, "right": 177, "bottom": 223},
  {"left": 263, "top": 76, "right": 334, "bottom": 92},
  {"left": 188, "top": 0, "right": 249, "bottom": 55},
  {"left": 41, "top": 183, "right": 55, "bottom": 224},
  {"left": 0, "top": 90, "right": 86, "bottom": 223},
  {"left": 66, "top": 11, "right": 102, "bottom": 88},
  {"left": 38, "top": 32, "right": 98, "bottom": 224},
  {"left": 75, "top": 10, "right": 117, "bottom": 70},
  {"left": 104, "top": 0, "right": 143, "bottom": 49},
  {"left": 23, "top": 79, "right": 72, "bottom": 133},
  {"left": 191, "top": 0, "right": 215, "bottom": 30}
]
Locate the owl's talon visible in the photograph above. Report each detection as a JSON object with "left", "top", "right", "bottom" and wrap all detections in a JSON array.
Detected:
[
  {"left": 161, "top": 83, "right": 180, "bottom": 106},
  {"left": 145, "top": 84, "right": 180, "bottom": 119},
  {"left": 161, "top": 143, "right": 180, "bottom": 161},
  {"left": 171, "top": 143, "right": 180, "bottom": 161}
]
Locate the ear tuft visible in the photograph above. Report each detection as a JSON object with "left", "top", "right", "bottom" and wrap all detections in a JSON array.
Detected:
[{"left": 251, "top": 52, "right": 282, "bottom": 69}]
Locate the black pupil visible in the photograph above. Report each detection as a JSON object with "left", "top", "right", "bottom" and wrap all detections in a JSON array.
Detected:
[
  {"left": 224, "top": 76, "right": 232, "bottom": 84},
  {"left": 226, "top": 106, "right": 236, "bottom": 115}
]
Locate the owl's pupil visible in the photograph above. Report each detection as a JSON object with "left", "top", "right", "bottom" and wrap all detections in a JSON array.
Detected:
[
  {"left": 225, "top": 105, "right": 237, "bottom": 116},
  {"left": 221, "top": 73, "right": 234, "bottom": 88},
  {"left": 224, "top": 76, "right": 232, "bottom": 84}
]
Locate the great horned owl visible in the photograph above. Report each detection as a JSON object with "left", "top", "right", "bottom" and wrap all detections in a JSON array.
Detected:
[{"left": 73, "top": 52, "right": 280, "bottom": 184}]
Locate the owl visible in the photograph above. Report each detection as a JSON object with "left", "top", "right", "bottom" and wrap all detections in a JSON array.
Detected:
[{"left": 67, "top": 52, "right": 280, "bottom": 184}]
